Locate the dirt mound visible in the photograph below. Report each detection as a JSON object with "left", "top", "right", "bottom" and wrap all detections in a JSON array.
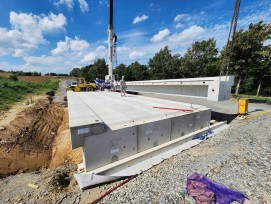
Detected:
[{"left": 0, "top": 98, "right": 82, "bottom": 177}]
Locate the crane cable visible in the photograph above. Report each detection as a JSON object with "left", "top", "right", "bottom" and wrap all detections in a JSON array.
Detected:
[
  {"left": 220, "top": 0, "right": 241, "bottom": 77},
  {"left": 112, "top": 0, "right": 118, "bottom": 65}
]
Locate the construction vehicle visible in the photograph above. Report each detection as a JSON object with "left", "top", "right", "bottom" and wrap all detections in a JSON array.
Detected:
[{"left": 66, "top": 78, "right": 97, "bottom": 92}]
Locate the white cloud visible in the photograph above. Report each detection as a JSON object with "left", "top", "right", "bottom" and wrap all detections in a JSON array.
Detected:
[
  {"left": 0, "top": 61, "right": 19, "bottom": 71},
  {"left": 38, "top": 13, "right": 66, "bottom": 32},
  {"left": 81, "top": 52, "right": 97, "bottom": 63},
  {"left": 54, "top": 0, "right": 89, "bottom": 13},
  {"left": 169, "top": 25, "right": 205, "bottom": 43},
  {"left": 24, "top": 55, "right": 62, "bottom": 66},
  {"left": 51, "top": 36, "right": 89, "bottom": 56},
  {"left": 0, "top": 12, "right": 66, "bottom": 57},
  {"left": 18, "top": 40, "right": 106, "bottom": 74},
  {"left": 118, "top": 31, "right": 147, "bottom": 40},
  {"left": 78, "top": 0, "right": 89, "bottom": 13},
  {"left": 96, "top": 45, "right": 106, "bottom": 51},
  {"left": 117, "top": 46, "right": 130, "bottom": 52},
  {"left": 98, "top": 0, "right": 108, "bottom": 6},
  {"left": 0, "top": 28, "right": 24, "bottom": 56},
  {"left": 2, "top": 0, "right": 271, "bottom": 74},
  {"left": 54, "top": 0, "right": 74, "bottom": 9},
  {"left": 174, "top": 14, "right": 191, "bottom": 22},
  {"left": 133, "top": 15, "right": 149, "bottom": 24},
  {"left": 150, "top": 28, "right": 170, "bottom": 42},
  {"left": 175, "top": 23, "right": 184, "bottom": 28},
  {"left": 129, "top": 51, "right": 145, "bottom": 59},
  {"left": 21, "top": 55, "right": 65, "bottom": 73},
  {"left": 10, "top": 12, "right": 45, "bottom": 45}
]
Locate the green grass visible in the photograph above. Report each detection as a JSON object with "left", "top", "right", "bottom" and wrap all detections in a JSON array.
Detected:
[
  {"left": 231, "top": 94, "right": 271, "bottom": 100},
  {"left": 0, "top": 78, "right": 59, "bottom": 111}
]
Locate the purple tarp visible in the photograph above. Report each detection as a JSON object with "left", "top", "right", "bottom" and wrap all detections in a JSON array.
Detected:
[{"left": 187, "top": 173, "right": 248, "bottom": 204}]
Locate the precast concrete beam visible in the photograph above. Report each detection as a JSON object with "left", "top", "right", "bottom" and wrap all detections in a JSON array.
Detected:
[
  {"left": 67, "top": 91, "right": 107, "bottom": 149},
  {"left": 67, "top": 92, "right": 211, "bottom": 172},
  {"left": 125, "top": 76, "right": 234, "bottom": 101}
]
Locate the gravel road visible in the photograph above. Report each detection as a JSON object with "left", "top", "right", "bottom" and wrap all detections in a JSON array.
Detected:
[
  {"left": 53, "top": 80, "right": 68, "bottom": 103},
  {"left": 100, "top": 113, "right": 271, "bottom": 204},
  {"left": 0, "top": 112, "right": 270, "bottom": 204}
]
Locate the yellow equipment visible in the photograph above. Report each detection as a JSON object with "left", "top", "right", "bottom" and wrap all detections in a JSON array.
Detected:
[
  {"left": 66, "top": 78, "right": 96, "bottom": 92},
  {"left": 238, "top": 98, "right": 248, "bottom": 114}
]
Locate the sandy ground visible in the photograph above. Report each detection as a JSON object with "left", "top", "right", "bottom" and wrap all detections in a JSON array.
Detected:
[
  {"left": 0, "top": 95, "right": 46, "bottom": 127},
  {"left": 0, "top": 82, "right": 82, "bottom": 177}
]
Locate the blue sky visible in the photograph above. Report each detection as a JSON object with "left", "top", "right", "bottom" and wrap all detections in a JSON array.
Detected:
[{"left": 0, "top": 0, "right": 270, "bottom": 74}]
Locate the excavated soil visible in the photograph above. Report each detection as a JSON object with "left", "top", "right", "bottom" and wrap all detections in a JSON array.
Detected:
[{"left": 0, "top": 98, "right": 82, "bottom": 177}]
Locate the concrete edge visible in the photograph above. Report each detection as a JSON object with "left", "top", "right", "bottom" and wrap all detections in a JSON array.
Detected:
[{"left": 87, "top": 121, "right": 226, "bottom": 176}]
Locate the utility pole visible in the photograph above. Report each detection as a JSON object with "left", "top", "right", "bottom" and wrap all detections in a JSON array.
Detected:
[{"left": 108, "top": 0, "right": 114, "bottom": 81}]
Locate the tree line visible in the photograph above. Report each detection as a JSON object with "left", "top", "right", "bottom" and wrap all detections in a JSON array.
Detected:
[
  {"left": 0, "top": 70, "right": 69, "bottom": 77},
  {"left": 70, "top": 21, "right": 271, "bottom": 96}
]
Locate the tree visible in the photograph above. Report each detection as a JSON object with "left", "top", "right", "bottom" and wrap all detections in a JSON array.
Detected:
[
  {"left": 254, "top": 45, "right": 271, "bottom": 96},
  {"left": 180, "top": 38, "right": 220, "bottom": 78},
  {"left": 88, "top": 58, "right": 108, "bottom": 81},
  {"left": 128, "top": 61, "right": 149, "bottom": 81},
  {"left": 81, "top": 65, "right": 93, "bottom": 81},
  {"left": 229, "top": 29, "right": 248, "bottom": 95},
  {"left": 230, "top": 21, "right": 271, "bottom": 95},
  {"left": 247, "top": 22, "right": 271, "bottom": 96},
  {"left": 113, "top": 63, "right": 133, "bottom": 81},
  {"left": 69, "top": 68, "right": 81, "bottom": 77},
  {"left": 114, "top": 63, "right": 127, "bottom": 77},
  {"left": 148, "top": 46, "right": 180, "bottom": 79}
]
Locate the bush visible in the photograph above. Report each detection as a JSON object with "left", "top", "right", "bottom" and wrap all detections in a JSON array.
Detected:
[
  {"left": 9, "top": 75, "right": 18, "bottom": 81},
  {"left": 46, "top": 90, "right": 55, "bottom": 96}
]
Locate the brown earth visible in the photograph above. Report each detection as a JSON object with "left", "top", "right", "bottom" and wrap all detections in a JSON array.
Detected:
[
  {"left": 16, "top": 76, "right": 73, "bottom": 82},
  {"left": 0, "top": 74, "right": 52, "bottom": 82},
  {"left": 0, "top": 73, "right": 12, "bottom": 78},
  {"left": 17, "top": 76, "right": 52, "bottom": 82},
  {"left": 0, "top": 98, "right": 82, "bottom": 177}
]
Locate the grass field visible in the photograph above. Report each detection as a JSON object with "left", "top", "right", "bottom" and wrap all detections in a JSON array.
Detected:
[
  {"left": 0, "top": 77, "right": 59, "bottom": 111},
  {"left": 231, "top": 94, "right": 271, "bottom": 101}
]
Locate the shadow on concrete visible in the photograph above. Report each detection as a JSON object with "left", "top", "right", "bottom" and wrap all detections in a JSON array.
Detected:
[
  {"left": 211, "top": 111, "right": 237, "bottom": 124},
  {"left": 248, "top": 109, "right": 264, "bottom": 114},
  {"left": 248, "top": 99, "right": 271, "bottom": 104}
]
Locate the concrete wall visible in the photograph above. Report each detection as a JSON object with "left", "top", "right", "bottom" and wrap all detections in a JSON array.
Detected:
[
  {"left": 126, "top": 76, "right": 234, "bottom": 101},
  {"left": 83, "top": 109, "right": 211, "bottom": 171},
  {"left": 127, "top": 85, "right": 208, "bottom": 98}
]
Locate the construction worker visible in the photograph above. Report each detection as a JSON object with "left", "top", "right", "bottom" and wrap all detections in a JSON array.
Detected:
[
  {"left": 113, "top": 80, "right": 118, "bottom": 92},
  {"left": 120, "top": 76, "right": 127, "bottom": 97},
  {"left": 110, "top": 80, "right": 114, "bottom": 91}
]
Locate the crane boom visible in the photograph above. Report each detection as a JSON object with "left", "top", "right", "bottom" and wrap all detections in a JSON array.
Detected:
[
  {"left": 220, "top": 0, "right": 241, "bottom": 76},
  {"left": 108, "top": 0, "right": 114, "bottom": 80}
]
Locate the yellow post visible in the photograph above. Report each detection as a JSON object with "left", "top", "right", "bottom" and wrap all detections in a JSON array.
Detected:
[{"left": 238, "top": 99, "right": 248, "bottom": 114}]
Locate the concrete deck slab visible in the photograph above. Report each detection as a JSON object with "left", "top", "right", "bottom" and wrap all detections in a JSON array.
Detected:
[
  {"left": 75, "top": 92, "right": 204, "bottom": 130},
  {"left": 141, "top": 93, "right": 271, "bottom": 118},
  {"left": 67, "top": 91, "right": 211, "bottom": 172}
]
